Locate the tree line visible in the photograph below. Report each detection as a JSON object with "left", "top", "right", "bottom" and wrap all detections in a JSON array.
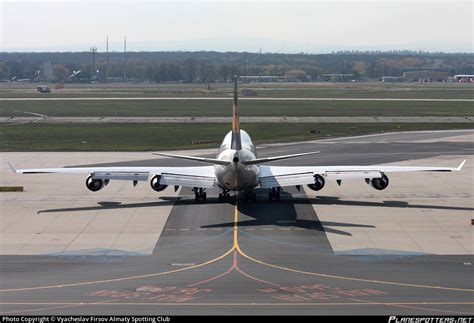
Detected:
[{"left": 0, "top": 51, "right": 472, "bottom": 82}]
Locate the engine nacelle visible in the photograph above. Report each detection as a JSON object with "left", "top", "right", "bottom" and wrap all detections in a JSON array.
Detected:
[
  {"left": 307, "top": 174, "right": 325, "bottom": 191},
  {"left": 370, "top": 174, "right": 389, "bottom": 190},
  {"left": 150, "top": 175, "right": 168, "bottom": 192},
  {"left": 86, "top": 175, "right": 105, "bottom": 192}
]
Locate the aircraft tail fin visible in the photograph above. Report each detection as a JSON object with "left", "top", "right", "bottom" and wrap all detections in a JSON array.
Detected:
[{"left": 231, "top": 76, "right": 242, "bottom": 151}]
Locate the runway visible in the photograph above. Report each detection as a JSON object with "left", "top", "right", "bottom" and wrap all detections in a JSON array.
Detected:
[
  {"left": 0, "top": 130, "right": 473, "bottom": 315},
  {"left": 2, "top": 116, "right": 473, "bottom": 124},
  {"left": 1, "top": 97, "right": 473, "bottom": 102}
]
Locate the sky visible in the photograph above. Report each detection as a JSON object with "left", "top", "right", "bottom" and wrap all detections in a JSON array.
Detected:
[{"left": 1, "top": 0, "right": 472, "bottom": 53}]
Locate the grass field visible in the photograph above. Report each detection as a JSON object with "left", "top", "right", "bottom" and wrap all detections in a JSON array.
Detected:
[
  {"left": 1, "top": 123, "right": 472, "bottom": 151},
  {"left": 1, "top": 82, "right": 472, "bottom": 151},
  {"left": 0, "top": 82, "right": 473, "bottom": 99},
  {"left": 1, "top": 100, "right": 473, "bottom": 117}
]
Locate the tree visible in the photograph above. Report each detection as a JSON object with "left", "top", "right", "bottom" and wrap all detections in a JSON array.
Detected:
[
  {"left": 0, "top": 61, "right": 9, "bottom": 79},
  {"left": 53, "top": 64, "right": 68, "bottom": 82},
  {"left": 218, "top": 64, "right": 231, "bottom": 82},
  {"left": 199, "top": 60, "right": 216, "bottom": 83},
  {"left": 182, "top": 58, "right": 197, "bottom": 83},
  {"left": 353, "top": 61, "right": 369, "bottom": 77}
]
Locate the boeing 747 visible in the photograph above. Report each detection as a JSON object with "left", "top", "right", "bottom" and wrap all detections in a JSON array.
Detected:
[{"left": 8, "top": 78, "right": 465, "bottom": 202}]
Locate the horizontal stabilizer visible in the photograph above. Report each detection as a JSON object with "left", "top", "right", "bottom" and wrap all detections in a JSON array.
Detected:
[
  {"left": 242, "top": 151, "right": 320, "bottom": 165},
  {"left": 153, "top": 152, "right": 230, "bottom": 166}
]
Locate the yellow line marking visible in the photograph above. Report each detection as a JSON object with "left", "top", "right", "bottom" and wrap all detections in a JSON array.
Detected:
[
  {"left": 2, "top": 200, "right": 471, "bottom": 296},
  {"left": 233, "top": 201, "right": 239, "bottom": 250},
  {"left": 0, "top": 302, "right": 473, "bottom": 307},
  {"left": 233, "top": 205, "right": 474, "bottom": 293},
  {"left": 0, "top": 247, "right": 234, "bottom": 293},
  {"left": 0, "top": 202, "right": 239, "bottom": 294}
]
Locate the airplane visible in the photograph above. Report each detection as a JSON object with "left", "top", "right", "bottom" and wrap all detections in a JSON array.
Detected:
[{"left": 8, "top": 77, "right": 466, "bottom": 203}]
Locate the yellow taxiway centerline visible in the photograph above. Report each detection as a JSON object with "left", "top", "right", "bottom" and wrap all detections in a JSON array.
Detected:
[
  {"left": 233, "top": 204, "right": 474, "bottom": 293},
  {"left": 1, "top": 199, "right": 472, "bottom": 295}
]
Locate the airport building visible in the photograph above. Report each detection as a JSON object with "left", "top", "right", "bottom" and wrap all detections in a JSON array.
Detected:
[
  {"left": 402, "top": 68, "right": 450, "bottom": 82},
  {"left": 239, "top": 75, "right": 282, "bottom": 82},
  {"left": 320, "top": 73, "right": 354, "bottom": 82},
  {"left": 453, "top": 74, "right": 474, "bottom": 83},
  {"left": 381, "top": 76, "right": 405, "bottom": 82}
]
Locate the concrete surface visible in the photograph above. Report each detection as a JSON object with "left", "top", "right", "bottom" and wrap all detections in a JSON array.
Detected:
[
  {"left": 0, "top": 130, "right": 473, "bottom": 315},
  {"left": 0, "top": 153, "right": 180, "bottom": 256},
  {"left": 304, "top": 155, "right": 473, "bottom": 255}
]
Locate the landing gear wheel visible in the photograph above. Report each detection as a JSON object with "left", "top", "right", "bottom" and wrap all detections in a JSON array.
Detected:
[
  {"left": 244, "top": 191, "right": 257, "bottom": 203},
  {"left": 219, "top": 191, "right": 230, "bottom": 203},
  {"left": 193, "top": 187, "right": 207, "bottom": 202},
  {"left": 268, "top": 187, "right": 281, "bottom": 201}
]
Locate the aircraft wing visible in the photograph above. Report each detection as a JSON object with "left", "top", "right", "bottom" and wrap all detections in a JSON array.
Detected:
[
  {"left": 258, "top": 160, "right": 466, "bottom": 188},
  {"left": 8, "top": 163, "right": 216, "bottom": 188}
]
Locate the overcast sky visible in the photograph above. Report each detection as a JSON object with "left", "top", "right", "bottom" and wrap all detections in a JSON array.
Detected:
[{"left": 1, "top": 0, "right": 472, "bottom": 52}]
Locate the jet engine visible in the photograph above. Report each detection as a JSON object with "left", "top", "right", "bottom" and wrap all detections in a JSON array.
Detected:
[
  {"left": 150, "top": 175, "right": 168, "bottom": 192},
  {"left": 370, "top": 174, "right": 389, "bottom": 190},
  {"left": 307, "top": 174, "right": 325, "bottom": 191},
  {"left": 86, "top": 175, "right": 105, "bottom": 192}
]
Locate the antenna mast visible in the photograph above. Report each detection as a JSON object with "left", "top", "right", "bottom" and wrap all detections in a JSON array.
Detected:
[
  {"left": 106, "top": 36, "right": 109, "bottom": 81},
  {"left": 123, "top": 36, "right": 127, "bottom": 80},
  {"left": 90, "top": 46, "right": 97, "bottom": 80}
]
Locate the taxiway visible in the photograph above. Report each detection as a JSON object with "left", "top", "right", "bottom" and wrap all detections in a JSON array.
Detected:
[{"left": 0, "top": 130, "right": 472, "bottom": 315}]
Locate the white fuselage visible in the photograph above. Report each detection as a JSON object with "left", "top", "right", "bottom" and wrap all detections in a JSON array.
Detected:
[{"left": 214, "top": 130, "right": 260, "bottom": 191}]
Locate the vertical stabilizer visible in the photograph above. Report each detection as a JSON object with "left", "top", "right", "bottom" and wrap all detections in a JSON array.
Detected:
[{"left": 231, "top": 75, "right": 242, "bottom": 150}]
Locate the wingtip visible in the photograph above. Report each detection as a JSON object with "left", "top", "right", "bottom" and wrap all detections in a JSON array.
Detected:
[
  {"left": 7, "top": 162, "right": 17, "bottom": 173},
  {"left": 303, "top": 151, "right": 320, "bottom": 156},
  {"left": 153, "top": 152, "right": 176, "bottom": 159},
  {"left": 456, "top": 159, "right": 466, "bottom": 171}
]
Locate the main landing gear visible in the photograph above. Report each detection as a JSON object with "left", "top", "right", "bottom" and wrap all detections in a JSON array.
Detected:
[
  {"left": 193, "top": 187, "right": 207, "bottom": 202},
  {"left": 268, "top": 187, "right": 281, "bottom": 201},
  {"left": 218, "top": 190, "right": 231, "bottom": 202},
  {"left": 243, "top": 190, "right": 257, "bottom": 203},
  {"left": 219, "top": 189, "right": 256, "bottom": 203}
]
